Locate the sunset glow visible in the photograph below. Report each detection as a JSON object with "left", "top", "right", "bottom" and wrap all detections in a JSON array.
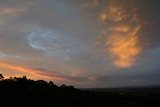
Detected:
[{"left": 0, "top": 63, "right": 64, "bottom": 81}]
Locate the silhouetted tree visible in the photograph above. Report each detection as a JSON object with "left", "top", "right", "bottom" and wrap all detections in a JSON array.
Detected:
[
  {"left": 49, "top": 81, "right": 54, "bottom": 85},
  {"left": 0, "top": 73, "right": 4, "bottom": 79},
  {"left": 22, "top": 75, "right": 27, "bottom": 79}
]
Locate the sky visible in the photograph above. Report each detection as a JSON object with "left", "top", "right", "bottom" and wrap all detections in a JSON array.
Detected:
[{"left": 0, "top": 0, "right": 160, "bottom": 88}]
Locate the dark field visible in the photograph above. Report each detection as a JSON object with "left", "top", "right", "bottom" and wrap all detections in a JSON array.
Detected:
[{"left": 0, "top": 77, "right": 160, "bottom": 107}]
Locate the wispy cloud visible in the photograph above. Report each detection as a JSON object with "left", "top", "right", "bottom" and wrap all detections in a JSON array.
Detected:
[
  {"left": 0, "top": 62, "right": 88, "bottom": 83},
  {"left": 0, "top": 62, "right": 64, "bottom": 80},
  {"left": 0, "top": 52, "right": 29, "bottom": 60}
]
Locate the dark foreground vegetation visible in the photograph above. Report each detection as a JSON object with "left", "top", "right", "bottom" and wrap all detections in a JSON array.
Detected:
[{"left": 0, "top": 75, "right": 160, "bottom": 107}]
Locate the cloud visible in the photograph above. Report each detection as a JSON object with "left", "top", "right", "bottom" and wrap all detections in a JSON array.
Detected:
[
  {"left": 0, "top": 6, "right": 27, "bottom": 27},
  {"left": 99, "top": 0, "right": 144, "bottom": 68},
  {"left": 81, "top": 0, "right": 99, "bottom": 8},
  {"left": 0, "top": 62, "right": 89, "bottom": 84},
  {"left": 0, "top": 52, "right": 29, "bottom": 61},
  {"left": 27, "top": 28, "right": 77, "bottom": 61},
  {"left": 0, "top": 7, "right": 16, "bottom": 16},
  {"left": 0, "top": 62, "right": 63, "bottom": 80},
  {"left": 100, "top": 6, "right": 128, "bottom": 23},
  {"left": 107, "top": 25, "right": 141, "bottom": 68}
]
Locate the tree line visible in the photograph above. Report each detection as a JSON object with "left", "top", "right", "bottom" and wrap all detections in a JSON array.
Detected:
[{"left": 0, "top": 73, "right": 160, "bottom": 107}]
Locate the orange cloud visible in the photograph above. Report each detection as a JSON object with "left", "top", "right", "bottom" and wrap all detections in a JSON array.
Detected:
[
  {"left": 106, "top": 25, "right": 141, "bottom": 68},
  {"left": 0, "top": 62, "right": 64, "bottom": 80},
  {"left": 109, "top": 25, "right": 131, "bottom": 33},
  {"left": 100, "top": 6, "right": 128, "bottom": 23},
  {"left": 100, "top": 1, "right": 143, "bottom": 68}
]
